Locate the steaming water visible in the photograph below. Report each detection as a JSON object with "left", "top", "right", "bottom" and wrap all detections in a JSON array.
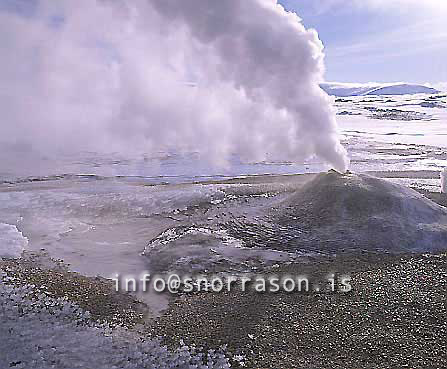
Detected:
[{"left": 1, "top": 94, "right": 446, "bottom": 312}]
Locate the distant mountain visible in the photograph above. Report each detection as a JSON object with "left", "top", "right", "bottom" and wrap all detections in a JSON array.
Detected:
[{"left": 320, "top": 82, "right": 440, "bottom": 97}]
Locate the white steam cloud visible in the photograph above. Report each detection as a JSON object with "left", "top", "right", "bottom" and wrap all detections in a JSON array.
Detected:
[{"left": 0, "top": 0, "right": 349, "bottom": 172}]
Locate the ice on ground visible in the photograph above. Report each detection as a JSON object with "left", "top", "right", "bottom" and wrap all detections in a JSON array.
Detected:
[
  {"left": 144, "top": 226, "right": 300, "bottom": 273},
  {"left": 0, "top": 275, "right": 230, "bottom": 369},
  {"left": 0, "top": 223, "right": 27, "bottom": 258},
  {"left": 0, "top": 180, "right": 227, "bottom": 275}
]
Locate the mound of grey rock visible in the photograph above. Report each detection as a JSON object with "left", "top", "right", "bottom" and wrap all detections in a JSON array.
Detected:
[
  {"left": 273, "top": 170, "right": 447, "bottom": 252},
  {"left": 229, "top": 171, "right": 447, "bottom": 254}
]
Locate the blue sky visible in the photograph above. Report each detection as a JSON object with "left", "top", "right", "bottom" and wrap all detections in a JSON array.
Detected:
[{"left": 280, "top": 0, "right": 447, "bottom": 86}]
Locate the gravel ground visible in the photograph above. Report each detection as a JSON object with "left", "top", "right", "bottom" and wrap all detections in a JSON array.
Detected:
[
  {"left": 0, "top": 251, "right": 148, "bottom": 328},
  {"left": 3, "top": 251, "right": 445, "bottom": 368},
  {"left": 0, "top": 267, "right": 230, "bottom": 369},
  {"left": 148, "top": 251, "right": 447, "bottom": 369}
]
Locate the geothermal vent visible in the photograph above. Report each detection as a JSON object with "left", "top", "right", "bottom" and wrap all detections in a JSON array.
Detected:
[
  {"left": 275, "top": 170, "right": 447, "bottom": 252},
  {"left": 232, "top": 171, "right": 447, "bottom": 253}
]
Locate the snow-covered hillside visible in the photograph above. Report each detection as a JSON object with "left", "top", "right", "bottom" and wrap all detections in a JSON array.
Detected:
[{"left": 321, "top": 82, "right": 440, "bottom": 96}]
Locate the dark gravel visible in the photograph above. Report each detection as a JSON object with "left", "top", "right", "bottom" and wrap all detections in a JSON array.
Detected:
[{"left": 148, "top": 252, "right": 447, "bottom": 369}]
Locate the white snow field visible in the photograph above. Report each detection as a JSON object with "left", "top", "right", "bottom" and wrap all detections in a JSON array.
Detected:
[{"left": 321, "top": 82, "right": 440, "bottom": 96}]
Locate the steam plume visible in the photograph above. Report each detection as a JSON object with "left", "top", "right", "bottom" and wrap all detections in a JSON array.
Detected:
[{"left": 0, "top": 0, "right": 349, "bottom": 171}]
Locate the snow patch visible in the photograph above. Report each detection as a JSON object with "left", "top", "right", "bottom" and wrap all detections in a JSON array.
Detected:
[{"left": 0, "top": 223, "right": 28, "bottom": 258}]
